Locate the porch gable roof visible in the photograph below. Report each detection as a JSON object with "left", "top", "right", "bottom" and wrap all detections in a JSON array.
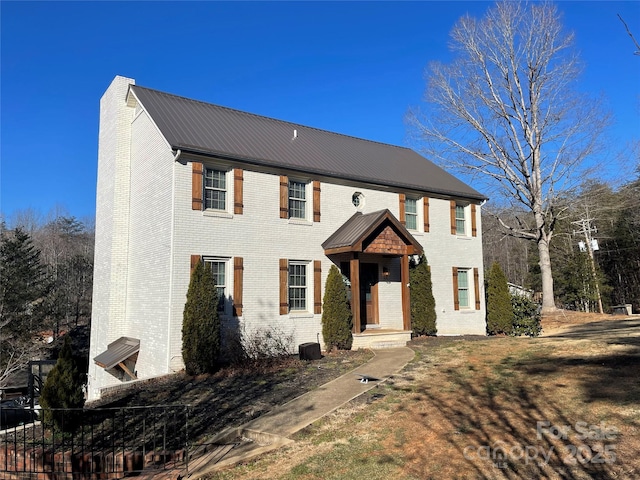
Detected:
[{"left": 322, "top": 209, "right": 423, "bottom": 256}]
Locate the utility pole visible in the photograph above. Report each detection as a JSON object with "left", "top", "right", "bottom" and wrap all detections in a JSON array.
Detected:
[{"left": 572, "top": 217, "right": 604, "bottom": 314}]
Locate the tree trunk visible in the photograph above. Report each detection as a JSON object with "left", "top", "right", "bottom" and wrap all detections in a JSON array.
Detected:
[{"left": 537, "top": 237, "right": 557, "bottom": 313}]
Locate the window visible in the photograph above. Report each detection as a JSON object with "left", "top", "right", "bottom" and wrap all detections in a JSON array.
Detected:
[
  {"left": 204, "top": 258, "right": 227, "bottom": 312},
  {"left": 405, "top": 198, "right": 418, "bottom": 230},
  {"left": 288, "top": 180, "right": 307, "bottom": 219},
  {"left": 204, "top": 168, "right": 227, "bottom": 211},
  {"left": 288, "top": 262, "right": 307, "bottom": 311},
  {"left": 455, "top": 204, "right": 466, "bottom": 235},
  {"left": 457, "top": 268, "right": 470, "bottom": 308}
]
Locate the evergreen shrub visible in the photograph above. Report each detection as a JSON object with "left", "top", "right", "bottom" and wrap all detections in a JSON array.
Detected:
[
  {"left": 409, "top": 254, "right": 437, "bottom": 336},
  {"left": 511, "top": 294, "right": 542, "bottom": 337},
  {"left": 182, "top": 260, "right": 221, "bottom": 375},
  {"left": 39, "top": 336, "right": 85, "bottom": 432},
  {"left": 486, "top": 262, "right": 514, "bottom": 335},
  {"left": 322, "top": 265, "right": 353, "bottom": 351}
]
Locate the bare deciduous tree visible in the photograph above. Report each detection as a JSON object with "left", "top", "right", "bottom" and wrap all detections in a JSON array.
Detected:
[
  {"left": 409, "top": 1, "right": 609, "bottom": 313},
  {"left": 617, "top": 13, "right": 640, "bottom": 56}
]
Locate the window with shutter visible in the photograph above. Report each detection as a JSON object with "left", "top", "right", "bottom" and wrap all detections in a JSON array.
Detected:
[
  {"left": 288, "top": 262, "right": 307, "bottom": 311},
  {"left": 288, "top": 180, "right": 307, "bottom": 219},
  {"left": 453, "top": 267, "right": 476, "bottom": 310},
  {"left": 451, "top": 200, "right": 469, "bottom": 236},
  {"left": 203, "top": 257, "right": 228, "bottom": 313},
  {"left": 204, "top": 168, "right": 227, "bottom": 211},
  {"left": 405, "top": 197, "right": 417, "bottom": 230}
]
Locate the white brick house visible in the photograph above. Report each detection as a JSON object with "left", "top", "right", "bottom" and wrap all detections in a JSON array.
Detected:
[{"left": 88, "top": 75, "right": 487, "bottom": 400}]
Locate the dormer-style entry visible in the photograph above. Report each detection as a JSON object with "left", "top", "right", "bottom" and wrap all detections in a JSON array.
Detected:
[{"left": 322, "top": 209, "right": 423, "bottom": 333}]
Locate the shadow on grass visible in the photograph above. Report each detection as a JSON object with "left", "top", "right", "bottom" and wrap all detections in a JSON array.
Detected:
[
  {"left": 544, "top": 318, "right": 640, "bottom": 347},
  {"left": 539, "top": 317, "right": 640, "bottom": 404},
  {"left": 515, "top": 353, "right": 640, "bottom": 405},
  {"left": 388, "top": 336, "right": 638, "bottom": 480},
  {"left": 94, "top": 351, "right": 372, "bottom": 446}
]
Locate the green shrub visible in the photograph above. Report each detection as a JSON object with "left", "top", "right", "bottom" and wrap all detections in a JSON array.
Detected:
[
  {"left": 486, "top": 262, "right": 514, "bottom": 335},
  {"left": 322, "top": 265, "right": 353, "bottom": 351},
  {"left": 409, "top": 254, "right": 437, "bottom": 336},
  {"left": 39, "top": 336, "right": 85, "bottom": 432},
  {"left": 511, "top": 294, "right": 542, "bottom": 337},
  {"left": 182, "top": 260, "right": 221, "bottom": 375}
]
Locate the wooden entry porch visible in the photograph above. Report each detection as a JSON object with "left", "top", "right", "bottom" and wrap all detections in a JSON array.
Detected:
[{"left": 322, "top": 209, "right": 424, "bottom": 344}]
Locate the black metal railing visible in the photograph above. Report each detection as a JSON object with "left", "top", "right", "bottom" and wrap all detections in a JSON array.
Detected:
[{"left": 0, "top": 404, "right": 190, "bottom": 479}]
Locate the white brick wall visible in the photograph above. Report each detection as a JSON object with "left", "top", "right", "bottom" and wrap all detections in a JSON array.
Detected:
[
  {"left": 422, "top": 200, "right": 486, "bottom": 335},
  {"left": 90, "top": 77, "right": 486, "bottom": 399},
  {"left": 167, "top": 161, "right": 486, "bottom": 359},
  {"left": 88, "top": 76, "right": 135, "bottom": 400},
  {"left": 126, "top": 109, "right": 175, "bottom": 378}
]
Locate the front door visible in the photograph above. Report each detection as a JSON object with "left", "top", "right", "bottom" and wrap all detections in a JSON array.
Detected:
[{"left": 360, "top": 263, "right": 379, "bottom": 329}]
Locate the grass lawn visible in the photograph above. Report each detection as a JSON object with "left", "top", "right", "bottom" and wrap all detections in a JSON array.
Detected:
[{"left": 206, "top": 313, "right": 640, "bottom": 479}]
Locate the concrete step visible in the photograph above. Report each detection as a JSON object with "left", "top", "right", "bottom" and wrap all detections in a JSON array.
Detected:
[{"left": 352, "top": 330, "right": 411, "bottom": 349}]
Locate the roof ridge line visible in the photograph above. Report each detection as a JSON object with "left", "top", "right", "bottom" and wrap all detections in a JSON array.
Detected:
[{"left": 131, "top": 85, "right": 413, "bottom": 151}]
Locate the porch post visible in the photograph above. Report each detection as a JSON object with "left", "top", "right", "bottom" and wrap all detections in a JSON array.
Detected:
[
  {"left": 350, "top": 254, "right": 361, "bottom": 333},
  {"left": 401, "top": 255, "right": 411, "bottom": 331}
]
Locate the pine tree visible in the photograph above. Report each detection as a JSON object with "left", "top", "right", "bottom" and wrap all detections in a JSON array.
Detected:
[
  {"left": 182, "top": 260, "right": 221, "bottom": 375},
  {"left": 321, "top": 265, "right": 353, "bottom": 351},
  {"left": 409, "top": 255, "right": 437, "bottom": 336},
  {"left": 39, "top": 335, "right": 85, "bottom": 432},
  {"left": 0, "top": 227, "right": 48, "bottom": 337},
  {"left": 486, "top": 262, "right": 514, "bottom": 335}
]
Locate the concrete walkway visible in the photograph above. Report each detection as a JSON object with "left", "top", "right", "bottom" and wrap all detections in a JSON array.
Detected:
[{"left": 186, "top": 347, "right": 415, "bottom": 478}]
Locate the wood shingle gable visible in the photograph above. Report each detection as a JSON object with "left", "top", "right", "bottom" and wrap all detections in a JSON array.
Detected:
[{"left": 322, "top": 209, "right": 423, "bottom": 257}]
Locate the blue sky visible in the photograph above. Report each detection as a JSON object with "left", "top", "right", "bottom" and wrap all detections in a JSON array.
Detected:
[{"left": 2, "top": 1, "right": 639, "bottom": 224}]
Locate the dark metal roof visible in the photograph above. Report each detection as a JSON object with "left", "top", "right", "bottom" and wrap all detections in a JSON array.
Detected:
[
  {"left": 93, "top": 337, "right": 140, "bottom": 370},
  {"left": 130, "top": 85, "right": 486, "bottom": 201},
  {"left": 322, "top": 209, "right": 423, "bottom": 255}
]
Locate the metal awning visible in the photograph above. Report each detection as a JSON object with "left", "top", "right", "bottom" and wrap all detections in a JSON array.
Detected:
[{"left": 94, "top": 337, "right": 140, "bottom": 371}]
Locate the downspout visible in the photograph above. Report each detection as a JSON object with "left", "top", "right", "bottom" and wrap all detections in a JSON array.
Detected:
[{"left": 166, "top": 148, "right": 182, "bottom": 374}]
